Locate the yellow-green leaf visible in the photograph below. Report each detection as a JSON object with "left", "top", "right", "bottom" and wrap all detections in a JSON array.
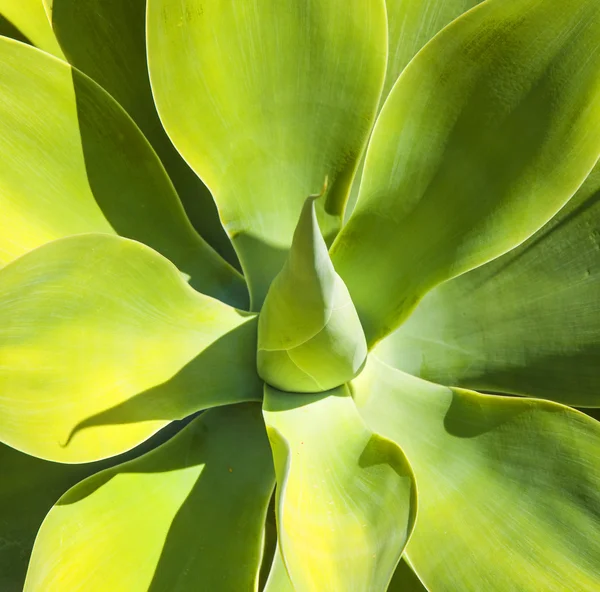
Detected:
[
  {"left": 263, "top": 385, "right": 416, "bottom": 591},
  {"left": 147, "top": 0, "right": 387, "bottom": 307},
  {"left": 333, "top": 0, "right": 600, "bottom": 345},
  {"left": 0, "top": 35, "right": 245, "bottom": 306},
  {"left": 44, "top": 0, "right": 237, "bottom": 265},
  {"left": 0, "top": 234, "right": 260, "bottom": 463},
  {"left": 353, "top": 357, "right": 600, "bottom": 591},
  {"left": 25, "top": 405, "right": 275, "bottom": 592},
  {"left": 376, "top": 163, "right": 600, "bottom": 407}
]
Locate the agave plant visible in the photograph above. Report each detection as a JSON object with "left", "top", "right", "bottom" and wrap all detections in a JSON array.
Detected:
[{"left": 1, "top": 0, "right": 600, "bottom": 590}]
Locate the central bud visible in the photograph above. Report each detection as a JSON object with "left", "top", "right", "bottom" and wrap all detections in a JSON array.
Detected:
[{"left": 257, "top": 188, "right": 367, "bottom": 393}]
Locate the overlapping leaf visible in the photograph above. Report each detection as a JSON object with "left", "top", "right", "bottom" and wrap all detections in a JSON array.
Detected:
[
  {"left": 263, "top": 385, "right": 416, "bottom": 591},
  {"left": 147, "top": 0, "right": 387, "bottom": 307},
  {"left": 0, "top": 36, "right": 245, "bottom": 306},
  {"left": 25, "top": 405, "right": 274, "bottom": 591},
  {"left": 43, "top": 0, "right": 236, "bottom": 264},
  {"left": 0, "top": 234, "right": 260, "bottom": 463},
  {"left": 0, "top": 0, "right": 63, "bottom": 57},
  {"left": 377, "top": 163, "right": 600, "bottom": 407},
  {"left": 333, "top": 0, "right": 600, "bottom": 345},
  {"left": 258, "top": 195, "right": 366, "bottom": 392},
  {"left": 353, "top": 358, "right": 600, "bottom": 591}
]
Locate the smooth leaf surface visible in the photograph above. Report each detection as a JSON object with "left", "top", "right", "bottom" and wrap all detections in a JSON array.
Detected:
[
  {"left": 0, "top": 234, "right": 260, "bottom": 463},
  {"left": 25, "top": 404, "right": 275, "bottom": 592},
  {"left": 333, "top": 0, "right": 600, "bottom": 345},
  {"left": 258, "top": 195, "right": 367, "bottom": 392},
  {"left": 263, "top": 385, "right": 416, "bottom": 592},
  {"left": 353, "top": 358, "right": 600, "bottom": 591},
  {"left": 0, "top": 0, "right": 63, "bottom": 57},
  {"left": 376, "top": 163, "right": 600, "bottom": 407},
  {"left": 0, "top": 422, "right": 184, "bottom": 591},
  {"left": 147, "top": 0, "right": 387, "bottom": 307},
  {"left": 0, "top": 36, "right": 245, "bottom": 306},
  {"left": 345, "top": 0, "right": 484, "bottom": 219},
  {"left": 44, "top": 0, "right": 237, "bottom": 265},
  {"left": 263, "top": 545, "right": 295, "bottom": 592}
]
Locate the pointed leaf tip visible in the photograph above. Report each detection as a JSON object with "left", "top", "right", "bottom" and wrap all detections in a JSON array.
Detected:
[{"left": 257, "top": 192, "right": 367, "bottom": 393}]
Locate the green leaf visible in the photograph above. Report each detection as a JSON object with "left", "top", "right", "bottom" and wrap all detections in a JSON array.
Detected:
[
  {"left": 0, "top": 0, "right": 64, "bottom": 57},
  {"left": 0, "top": 423, "right": 183, "bottom": 591},
  {"left": 43, "top": 0, "right": 237, "bottom": 266},
  {"left": 263, "top": 385, "right": 417, "bottom": 591},
  {"left": 346, "top": 0, "right": 484, "bottom": 220},
  {"left": 383, "top": 0, "right": 483, "bottom": 99},
  {"left": 258, "top": 193, "right": 367, "bottom": 392},
  {"left": 24, "top": 404, "right": 275, "bottom": 592},
  {"left": 0, "top": 35, "right": 245, "bottom": 307},
  {"left": 264, "top": 545, "right": 295, "bottom": 592},
  {"left": 376, "top": 163, "right": 600, "bottom": 407},
  {"left": 0, "top": 234, "right": 260, "bottom": 463},
  {"left": 147, "top": 0, "right": 387, "bottom": 308},
  {"left": 353, "top": 357, "right": 600, "bottom": 591},
  {"left": 332, "top": 0, "right": 600, "bottom": 345}
]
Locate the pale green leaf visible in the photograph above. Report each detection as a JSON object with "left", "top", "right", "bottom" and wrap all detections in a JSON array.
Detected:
[
  {"left": 0, "top": 0, "right": 63, "bottom": 57},
  {"left": 346, "top": 0, "right": 483, "bottom": 219},
  {"left": 376, "top": 163, "right": 600, "bottom": 407},
  {"left": 0, "top": 424, "right": 183, "bottom": 591},
  {"left": 264, "top": 545, "right": 295, "bottom": 592},
  {"left": 147, "top": 0, "right": 387, "bottom": 307},
  {"left": 0, "top": 36, "right": 245, "bottom": 306},
  {"left": 353, "top": 358, "right": 600, "bottom": 591},
  {"left": 263, "top": 385, "right": 416, "bottom": 592},
  {"left": 25, "top": 404, "right": 275, "bottom": 592},
  {"left": 43, "top": 0, "right": 237, "bottom": 265},
  {"left": 258, "top": 194, "right": 367, "bottom": 392},
  {"left": 333, "top": 0, "right": 600, "bottom": 345},
  {"left": 0, "top": 234, "right": 260, "bottom": 463}
]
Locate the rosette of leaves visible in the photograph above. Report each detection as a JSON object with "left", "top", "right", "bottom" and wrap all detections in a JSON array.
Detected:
[{"left": 1, "top": 0, "right": 600, "bottom": 590}]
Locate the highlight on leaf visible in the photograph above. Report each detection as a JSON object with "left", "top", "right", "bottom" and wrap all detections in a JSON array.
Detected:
[{"left": 0, "top": 0, "right": 598, "bottom": 590}]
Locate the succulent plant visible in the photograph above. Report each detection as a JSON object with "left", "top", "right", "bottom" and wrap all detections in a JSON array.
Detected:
[{"left": 1, "top": 0, "right": 600, "bottom": 590}]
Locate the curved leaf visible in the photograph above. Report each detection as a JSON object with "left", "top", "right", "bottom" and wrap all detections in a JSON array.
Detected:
[
  {"left": 0, "top": 0, "right": 63, "bottom": 57},
  {"left": 353, "top": 358, "right": 600, "bottom": 591},
  {"left": 263, "top": 385, "right": 416, "bottom": 591},
  {"left": 258, "top": 194, "right": 366, "bottom": 392},
  {"left": 264, "top": 545, "right": 295, "bottom": 592},
  {"left": 0, "top": 423, "right": 184, "bottom": 591},
  {"left": 147, "top": 0, "right": 387, "bottom": 307},
  {"left": 25, "top": 404, "right": 275, "bottom": 592},
  {"left": 388, "top": 558, "right": 429, "bottom": 592},
  {"left": 0, "top": 234, "right": 260, "bottom": 463},
  {"left": 376, "top": 163, "right": 600, "bottom": 407},
  {"left": 43, "top": 0, "right": 237, "bottom": 265},
  {"left": 0, "top": 36, "right": 245, "bottom": 306},
  {"left": 332, "top": 0, "right": 600, "bottom": 345},
  {"left": 346, "top": 0, "right": 484, "bottom": 219}
]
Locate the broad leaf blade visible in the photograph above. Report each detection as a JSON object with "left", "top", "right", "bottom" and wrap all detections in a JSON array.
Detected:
[
  {"left": 333, "top": 0, "right": 600, "bottom": 345},
  {"left": 0, "top": 423, "right": 184, "bottom": 591},
  {"left": 24, "top": 405, "right": 275, "bottom": 591},
  {"left": 44, "top": 0, "right": 237, "bottom": 265},
  {"left": 376, "top": 163, "right": 600, "bottom": 407},
  {"left": 0, "top": 234, "right": 260, "bottom": 463},
  {"left": 263, "top": 385, "right": 416, "bottom": 591},
  {"left": 353, "top": 358, "right": 600, "bottom": 591},
  {"left": 0, "top": 36, "right": 245, "bottom": 306},
  {"left": 346, "top": 0, "right": 484, "bottom": 219},
  {"left": 147, "top": 0, "right": 387, "bottom": 307}
]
